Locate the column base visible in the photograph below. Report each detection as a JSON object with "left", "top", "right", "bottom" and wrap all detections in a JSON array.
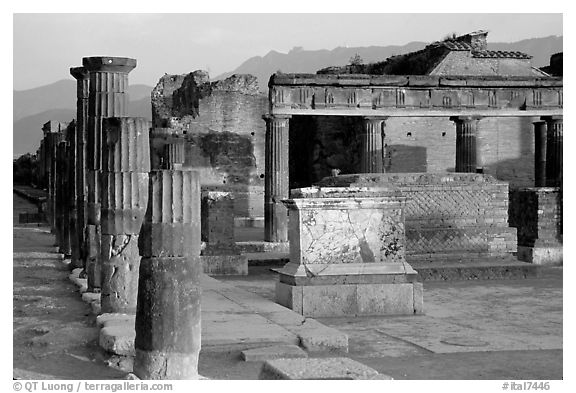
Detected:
[
  {"left": 517, "top": 245, "right": 562, "bottom": 265},
  {"left": 133, "top": 349, "right": 200, "bottom": 380}
]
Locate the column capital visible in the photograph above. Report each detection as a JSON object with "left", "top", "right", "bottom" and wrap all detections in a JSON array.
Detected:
[
  {"left": 70, "top": 66, "right": 89, "bottom": 80},
  {"left": 82, "top": 56, "right": 137, "bottom": 73},
  {"left": 449, "top": 116, "right": 482, "bottom": 123}
]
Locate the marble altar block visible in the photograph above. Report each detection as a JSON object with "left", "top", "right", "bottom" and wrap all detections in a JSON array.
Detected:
[{"left": 276, "top": 186, "right": 423, "bottom": 317}]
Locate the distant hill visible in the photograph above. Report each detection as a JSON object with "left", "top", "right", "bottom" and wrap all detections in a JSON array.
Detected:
[
  {"left": 13, "top": 86, "right": 153, "bottom": 157},
  {"left": 13, "top": 35, "right": 562, "bottom": 156},
  {"left": 215, "top": 36, "right": 563, "bottom": 89}
]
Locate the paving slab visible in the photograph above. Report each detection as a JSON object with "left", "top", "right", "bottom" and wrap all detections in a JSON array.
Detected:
[
  {"left": 259, "top": 357, "right": 390, "bottom": 380},
  {"left": 241, "top": 345, "right": 308, "bottom": 362}
]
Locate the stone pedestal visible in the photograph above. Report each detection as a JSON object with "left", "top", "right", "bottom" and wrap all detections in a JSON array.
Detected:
[
  {"left": 263, "top": 115, "right": 290, "bottom": 243},
  {"left": 99, "top": 117, "right": 150, "bottom": 314},
  {"left": 451, "top": 116, "right": 481, "bottom": 173},
  {"left": 359, "top": 117, "right": 386, "bottom": 173},
  {"left": 134, "top": 170, "right": 202, "bottom": 380},
  {"left": 201, "top": 191, "right": 247, "bottom": 275},
  {"left": 510, "top": 187, "right": 562, "bottom": 265},
  {"left": 276, "top": 186, "right": 422, "bottom": 317},
  {"left": 83, "top": 56, "right": 136, "bottom": 291}
]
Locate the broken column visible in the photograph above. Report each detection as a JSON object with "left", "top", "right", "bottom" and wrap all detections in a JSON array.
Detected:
[
  {"left": 276, "top": 182, "right": 422, "bottom": 317},
  {"left": 99, "top": 117, "right": 150, "bottom": 314},
  {"left": 134, "top": 126, "right": 202, "bottom": 378},
  {"left": 83, "top": 56, "right": 136, "bottom": 292},
  {"left": 70, "top": 66, "right": 90, "bottom": 269},
  {"left": 201, "top": 191, "right": 248, "bottom": 275},
  {"left": 263, "top": 114, "right": 290, "bottom": 242}
]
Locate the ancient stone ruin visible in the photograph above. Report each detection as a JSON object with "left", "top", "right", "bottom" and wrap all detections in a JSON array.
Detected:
[{"left": 30, "top": 30, "right": 562, "bottom": 379}]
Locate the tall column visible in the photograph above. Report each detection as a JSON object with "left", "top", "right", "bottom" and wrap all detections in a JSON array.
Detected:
[
  {"left": 83, "top": 56, "right": 136, "bottom": 291},
  {"left": 70, "top": 67, "right": 90, "bottom": 269},
  {"left": 65, "top": 120, "right": 82, "bottom": 268},
  {"left": 99, "top": 117, "right": 150, "bottom": 314},
  {"left": 451, "top": 116, "right": 481, "bottom": 173},
  {"left": 542, "top": 116, "right": 563, "bottom": 187},
  {"left": 533, "top": 121, "right": 547, "bottom": 187},
  {"left": 56, "top": 140, "right": 71, "bottom": 256},
  {"left": 360, "top": 117, "right": 386, "bottom": 173},
  {"left": 263, "top": 114, "right": 290, "bottom": 243},
  {"left": 134, "top": 128, "right": 202, "bottom": 379}
]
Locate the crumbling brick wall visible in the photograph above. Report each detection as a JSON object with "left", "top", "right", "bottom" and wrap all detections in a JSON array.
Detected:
[{"left": 151, "top": 72, "right": 267, "bottom": 218}]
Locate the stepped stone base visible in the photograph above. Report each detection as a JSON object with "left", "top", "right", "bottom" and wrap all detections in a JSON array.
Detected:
[{"left": 276, "top": 281, "right": 423, "bottom": 318}]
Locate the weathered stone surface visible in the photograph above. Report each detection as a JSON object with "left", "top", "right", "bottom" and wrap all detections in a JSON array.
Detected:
[
  {"left": 317, "top": 173, "right": 518, "bottom": 263},
  {"left": 139, "top": 171, "right": 201, "bottom": 258},
  {"left": 100, "top": 325, "right": 136, "bottom": 356},
  {"left": 277, "top": 185, "right": 421, "bottom": 317},
  {"left": 259, "top": 358, "right": 384, "bottom": 380},
  {"left": 134, "top": 169, "right": 202, "bottom": 380},
  {"left": 201, "top": 255, "right": 248, "bottom": 276},
  {"left": 85, "top": 224, "right": 101, "bottom": 291},
  {"left": 100, "top": 234, "right": 141, "bottom": 314},
  {"left": 241, "top": 345, "right": 307, "bottom": 362}
]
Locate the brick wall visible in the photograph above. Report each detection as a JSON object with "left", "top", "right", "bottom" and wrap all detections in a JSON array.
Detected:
[{"left": 509, "top": 187, "right": 562, "bottom": 247}]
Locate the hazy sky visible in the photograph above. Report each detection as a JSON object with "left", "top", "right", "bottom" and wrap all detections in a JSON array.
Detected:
[{"left": 13, "top": 12, "right": 563, "bottom": 91}]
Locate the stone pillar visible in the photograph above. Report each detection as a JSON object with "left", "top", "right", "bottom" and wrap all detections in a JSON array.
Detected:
[
  {"left": 56, "top": 140, "right": 71, "bottom": 256},
  {"left": 359, "top": 117, "right": 386, "bottom": 173},
  {"left": 83, "top": 56, "right": 136, "bottom": 291},
  {"left": 66, "top": 120, "right": 82, "bottom": 268},
  {"left": 263, "top": 115, "right": 290, "bottom": 242},
  {"left": 451, "top": 116, "right": 481, "bottom": 173},
  {"left": 134, "top": 169, "right": 202, "bottom": 379},
  {"left": 201, "top": 191, "right": 248, "bottom": 275},
  {"left": 70, "top": 66, "right": 90, "bottom": 268},
  {"left": 99, "top": 117, "right": 150, "bottom": 314},
  {"left": 533, "top": 121, "right": 547, "bottom": 187},
  {"left": 542, "top": 116, "right": 562, "bottom": 187}
]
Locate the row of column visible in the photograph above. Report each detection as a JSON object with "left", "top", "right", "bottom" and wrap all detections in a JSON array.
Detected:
[
  {"left": 39, "top": 57, "right": 202, "bottom": 379},
  {"left": 262, "top": 114, "right": 563, "bottom": 242}
]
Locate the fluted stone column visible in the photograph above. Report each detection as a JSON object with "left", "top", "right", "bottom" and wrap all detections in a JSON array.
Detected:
[
  {"left": 263, "top": 114, "right": 290, "bottom": 242},
  {"left": 70, "top": 67, "right": 90, "bottom": 268},
  {"left": 99, "top": 117, "right": 150, "bottom": 314},
  {"left": 542, "top": 116, "right": 563, "bottom": 187},
  {"left": 533, "top": 121, "right": 547, "bottom": 187},
  {"left": 451, "top": 116, "right": 481, "bottom": 173},
  {"left": 134, "top": 169, "right": 202, "bottom": 379},
  {"left": 83, "top": 56, "right": 136, "bottom": 291},
  {"left": 360, "top": 117, "right": 386, "bottom": 173}
]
